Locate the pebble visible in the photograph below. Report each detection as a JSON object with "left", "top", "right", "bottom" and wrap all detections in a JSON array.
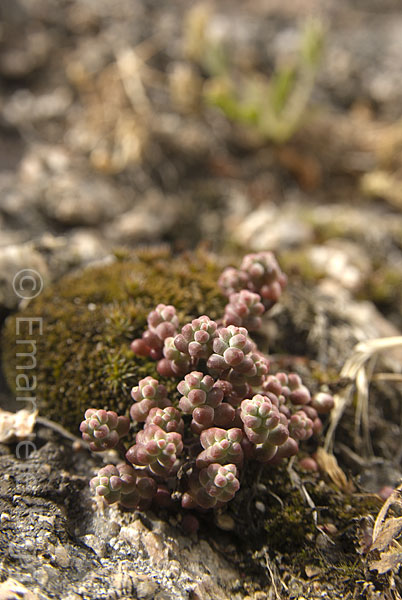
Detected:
[
  {"left": 41, "top": 173, "right": 128, "bottom": 226},
  {"left": 81, "top": 534, "right": 107, "bottom": 558},
  {"left": 0, "top": 512, "right": 10, "bottom": 522},
  {"left": 54, "top": 544, "right": 70, "bottom": 568},
  {"left": 0, "top": 578, "right": 40, "bottom": 600}
]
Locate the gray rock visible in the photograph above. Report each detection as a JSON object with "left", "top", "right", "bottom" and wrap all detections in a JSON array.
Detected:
[
  {"left": 0, "top": 578, "right": 40, "bottom": 600},
  {"left": 0, "top": 243, "right": 49, "bottom": 310},
  {"left": 104, "top": 191, "right": 179, "bottom": 244},
  {"left": 0, "top": 438, "right": 246, "bottom": 600},
  {"left": 41, "top": 173, "right": 129, "bottom": 227},
  {"left": 265, "top": 279, "right": 402, "bottom": 370},
  {"left": 0, "top": 232, "right": 112, "bottom": 312},
  {"left": 2, "top": 88, "right": 73, "bottom": 126},
  {"left": 228, "top": 201, "right": 314, "bottom": 251},
  {"left": 35, "top": 231, "right": 113, "bottom": 279},
  {"left": 308, "top": 240, "right": 371, "bottom": 291}
]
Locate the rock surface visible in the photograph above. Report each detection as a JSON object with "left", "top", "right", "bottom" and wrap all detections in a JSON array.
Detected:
[{"left": 0, "top": 433, "right": 246, "bottom": 600}]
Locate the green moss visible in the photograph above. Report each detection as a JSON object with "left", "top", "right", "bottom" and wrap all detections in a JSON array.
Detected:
[
  {"left": 280, "top": 248, "right": 326, "bottom": 285},
  {"left": 1, "top": 248, "right": 227, "bottom": 433},
  {"left": 225, "top": 461, "right": 381, "bottom": 571},
  {"left": 360, "top": 265, "right": 402, "bottom": 309}
]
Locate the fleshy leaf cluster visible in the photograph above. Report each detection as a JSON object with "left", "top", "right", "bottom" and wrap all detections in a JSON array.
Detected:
[{"left": 81, "top": 252, "right": 334, "bottom": 514}]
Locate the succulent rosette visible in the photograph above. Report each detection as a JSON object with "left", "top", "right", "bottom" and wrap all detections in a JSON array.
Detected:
[
  {"left": 90, "top": 463, "right": 157, "bottom": 508},
  {"left": 218, "top": 267, "right": 249, "bottom": 297},
  {"left": 178, "top": 372, "right": 223, "bottom": 412},
  {"left": 126, "top": 424, "right": 183, "bottom": 476},
  {"left": 207, "top": 325, "right": 253, "bottom": 374},
  {"left": 240, "top": 251, "right": 287, "bottom": 308},
  {"left": 288, "top": 411, "right": 314, "bottom": 441},
  {"left": 131, "top": 304, "right": 179, "bottom": 360},
  {"left": 182, "top": 463, "right": 240, "bottom": 509},
  {"left": 223, "top": 290, "right": 265, "bottom": 331},
  {"left": 145, "top": 406, "right": 184, "bottom": 434},
  {"left": 177, "top": 371, "right": 224, "bottom": 432},
  {"left": 158, "top": 336, "right": 191, "bottom": 377},
  {"left": 130, "top": 376, "right": 171, "bottom": 422},
  {"left": 80, "top": 409, "right": 130, "bottom": 451},
  {"left": 147, "top": 304, "right": 179, "bottom": 339},
  {"left": 240, "top": 393, "right": 288, "bottom": 446},
  {"left": 196, "top": 427, "right": 244, "bottom": 469},
  {"left": 262, "top": 372, "right": 310, "bottom": 407},
  {"left": 174, "top": 315, "right": 218, "bottom": 359}
]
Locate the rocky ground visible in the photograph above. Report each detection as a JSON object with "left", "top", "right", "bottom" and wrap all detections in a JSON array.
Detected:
[{"left": 1, "top": 0, "right": 402, "bottom": 598}]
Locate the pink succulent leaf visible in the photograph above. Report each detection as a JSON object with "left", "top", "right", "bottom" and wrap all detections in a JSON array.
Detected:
[
  {"left": 147, "top": 304, "right": 179, "bottom": 339},
  {"left": 89, "top": 463, "right": 157, "bottom": 508},
  {"left": 162, "top": 337, "right": 191, "bottom": 376},
  {"left": 289, "top": 411, "right": 314, "bottom": 441}
]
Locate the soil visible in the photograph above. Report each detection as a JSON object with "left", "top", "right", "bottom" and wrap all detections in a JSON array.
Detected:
[{"left": 0, "top": 0, "right": 402, "bottom": 598}]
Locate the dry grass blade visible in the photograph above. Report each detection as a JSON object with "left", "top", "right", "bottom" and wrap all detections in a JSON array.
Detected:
[
  {"left": 324, "top": 336, "right": 402, "bottom": 455},
  {"left": 370, "top": 550, "right": 402, "bottom": 575},
  {"left": 315, "top": 447, "right": 354, "bottom": 493},
  {"left": 287, "top": 457, "right": 336, "bottom": 544},
  {"left": 371, "top": 483, "right": 402, "bottom": 547},
  {"left": 369, "top": 483, "right": 402, "bottom": 574},
  {"left": 370, "top": 518, "right": 402, "bottom": 553}
]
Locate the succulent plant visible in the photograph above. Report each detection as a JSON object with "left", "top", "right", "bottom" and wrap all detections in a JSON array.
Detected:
[
  {"left": 130, "top": 376, "right": 171, "bottom": 422},
  {"left": 262, "top": 372, "right": 311, "bottom": 407},
  {"left": 158, "top": 336, "right": 191, "bottom": 377},
  {"left": 213, "top": 402, "right": 236, "bottom": 428},
  {"left": 126, "top": 424, "right": 183, "bottom": 476},
  {"left": 178, "top": 372, "right": 223, "bottom": 411},
  {"left": 90, "top": 463, "right": 157, "bottom": 508},
  {"left": 174, "top": 315, "right": 218, "bottom": 359},
  {"left": 240, "top": 252, "right": 287, "bottom": 309},
  {"left": 196, "top": 427, "right": 244, "bottom": 469},
  {"left": 236, "top": 351, "right": 270, "bottom": 386},
  {"left": 240, "top": 393, "right": 289, "bottom": 446},
  {"left": 207, "top": 325, "right": 253, "bottom": 373},
  {"left": 219, "top": 252, "right": 286, "bottom": 311},
  {"left": 311, "top": 392, "right": 335, "bottom": 414},
  {"left": 80, "top": 251, "right": 334, "bottom": 515},
  {"left": 223, "top": 290, "right": 265, "bottom": 331},
  {"left": 148, "top": 304, "right": 179, "bottom": 338},
  {"left": 131, "top": 304, "right": 179, "bottom": 360},
  {"left": 182, "top": 463, "right": 240, "bottom": 509},
  {"left": 288, "top": 410, "right": 314, "bottom": 441},
  {"left": 218, "top": 267, "right": 249, "bottom": 297},
  {"left": 145, "top": 406, "right": 185, "bottom": 434},
  {"left": 177, "top": 371, "right": 224, "bottom": 432},
  {"left": 80, "top": 409, "right": 130, "bottom": 451}
]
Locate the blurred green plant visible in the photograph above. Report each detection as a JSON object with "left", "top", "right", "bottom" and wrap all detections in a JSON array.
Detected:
[{"left": 185, "top": 5, "right": 324, "bottom": 144}]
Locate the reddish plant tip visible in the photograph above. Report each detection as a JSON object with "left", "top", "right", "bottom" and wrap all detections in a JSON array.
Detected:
[
  {"left": 130, "top": 338, "right": 152, "bottom": 357},
  {"left": 181, "top": 514, "right": 200, "bottom": 534}
]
